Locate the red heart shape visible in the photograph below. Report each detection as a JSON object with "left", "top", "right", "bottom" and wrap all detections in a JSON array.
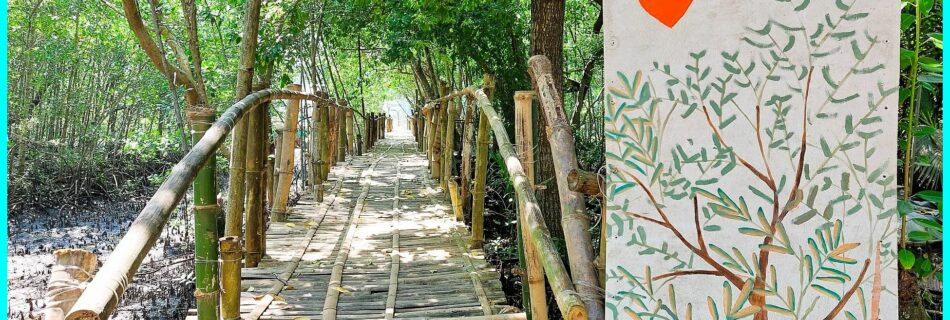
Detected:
[{"left": 639, "top": 0, "right": 694, "bottom": 28}]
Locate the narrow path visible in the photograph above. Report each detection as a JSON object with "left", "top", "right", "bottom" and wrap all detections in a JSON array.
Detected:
[{"left": 189, "top": 132, "right": 512, "bottom": 319}]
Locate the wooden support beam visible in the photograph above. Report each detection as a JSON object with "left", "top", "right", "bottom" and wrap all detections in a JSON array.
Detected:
[
  {"left": 442, "top": 97, "right": 457, "bottom": 192},
  {"left": 459, "top": 98, "right": 476, "bottom": 218},
  {"left": 471, "top": 111, "right": 489, "bottom": 249}
]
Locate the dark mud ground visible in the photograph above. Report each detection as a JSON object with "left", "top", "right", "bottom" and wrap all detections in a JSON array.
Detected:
[{"left": 8, "top": 199, "right": 197, "bottom": 319}]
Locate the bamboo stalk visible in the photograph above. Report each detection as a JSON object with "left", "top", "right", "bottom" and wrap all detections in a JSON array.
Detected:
[
  {"left": 271, "top": 84, "right": 303, "bottom": 221},
  {"left": 190, "top": 106, "right": 221, "bottom": 320},
  {"left": 272, "top": 130, "right": 283, "bottom": 201},
  {"left": 337, "top": 104, "right": 346, "bottom": 162},
  {"left": 471, "top": 111, "right": 489, "bottom": 249},
  {"left": 459, "top": 99, "right": 476, "bottom": 214},
  {"left": 65, "top": 89, "right": 329, "bottom": 320},
  {"left": 244, "top": 99, "right": 266, "bottom": 267},
  {"left": 515, "top": 90, "right": 546, "bottom": 320},
  {"left": 442, "top": 97, "right": 457, "bottom": 192},
  {"left": 319, "top": 100, "right": 330, "bottom": 181},
  {"left": 528, "top": 55, "right": 603, "bottom": 319},
  {"left": 471, "top": 89, "right": 587, "bottom": 320},
  {"left": 219, "top": 236, "right": 240, "bottom": 320},
  {"left": 346, "top": 109, "right": 355, "bottom": 155},
  {"left": 327, "top": 105, "right": 338, "bottom": 166},
  {"left": 430, "top": 108, "right": 442, "bottom": 179}
]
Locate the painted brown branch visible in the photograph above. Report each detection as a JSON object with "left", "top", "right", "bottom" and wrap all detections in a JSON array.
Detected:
[
  {"left": 693, "top": 196, "right": 706, "bottom": 250},
  {"left": 620, "top": 170, "right": 744, "bottom": 288},
  {"left": 754, "top": 105, "right": 775, "bottom": 183},
  {"left": 653, "top": 270, "right": 721, "bottom": 281},
  {"left": 700, "top": 105, "right": 775, "bottom": 191},
  {"left": 781, "top": 67, "right": 814, "bottom": 220},
  {"left": 823, "top": 259, "right": 871, "bottom": 320}
]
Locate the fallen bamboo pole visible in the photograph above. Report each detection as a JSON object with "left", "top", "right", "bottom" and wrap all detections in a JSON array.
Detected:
[
  {"left": 514, "top": 90, "right": 546, "bottom": 320},
  {"left": 65, "top": 89, "right": 333, "bottom": 320},
  {"left": 271, "top": 83, "right": 303, "bottom": 222},
  {"left": 528, "top": 55, "right": 603, "bottom": 319},
  {"left": 471, "top": 88, "right": 587, "bottom": 320}
]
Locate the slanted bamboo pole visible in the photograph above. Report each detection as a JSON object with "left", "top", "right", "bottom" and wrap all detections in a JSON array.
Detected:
[
  {"left": 65, "top": 89, "right": 327, "bottom": 320},
  {"left": 271, "top": 83, "right": 303, "bottom": 222},
  {"left": 44, "top": 249, "right": 97, "bottom": 320},
  {"left": 515, "top": 90, "right": 546, "bottom": 320},
  {"left": 471, "top": 88, "right": 587, "bottom": 320},
  {"left": 471, "top": 111, "right": 489, "bottom": 249},
  {"left": 528, "top": 55, "right": 603, "bottom": 319},
  {"left": 244, "top": 97, "right": 267, "bottom": 267},
  {"left": 442, "top": 97, "right": 457, "bottom": 192},
  {"left": 219, "top": 236, "right": 241, "bottom": 320}
]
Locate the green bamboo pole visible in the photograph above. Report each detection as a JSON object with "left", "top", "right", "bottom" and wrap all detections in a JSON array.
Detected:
[
  {"left": 189, "top": 108, "right": 221, "bottom": 320},
  {"left": 219, "top": 236, "right": 241, "bottom": 320},
  {"left": 320, "top": 103, "right": 331, "bottom": 180},
  {"left": 471, "top": 111, "right": 489, "bottom": 249}
]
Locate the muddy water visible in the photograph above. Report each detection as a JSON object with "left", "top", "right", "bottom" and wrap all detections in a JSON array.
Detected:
[{"left": 8, "top": 200, "right": 196, "bottom": 319}]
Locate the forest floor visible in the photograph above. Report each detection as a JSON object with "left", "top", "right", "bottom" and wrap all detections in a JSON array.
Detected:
[{"left": 7, "top": 200, "right": 197, "bottom": 319}]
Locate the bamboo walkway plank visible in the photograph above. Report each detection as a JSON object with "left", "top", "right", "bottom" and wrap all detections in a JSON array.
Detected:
[{"left": 188, "top": 132, "right": 512, "bottom": 319}]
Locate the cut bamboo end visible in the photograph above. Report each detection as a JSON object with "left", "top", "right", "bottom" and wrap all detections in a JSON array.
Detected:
[
  {"left": 45, "top": 249, "right": 98, "bottom": 320},
  {"left": 567, "top": 169, "right": 601, "bottom": 196}
]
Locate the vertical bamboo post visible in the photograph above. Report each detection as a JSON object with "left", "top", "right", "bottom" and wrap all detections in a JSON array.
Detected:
[
  {"left": 431, "top": 106, "right": 443, "bottom": 180},
  {"left": 327, "top": 104, "right": 338, "bottom": 166},
  {"left": 244, "top": 96, "right": 266, "bottom": 267},
  {"left": 346, "top": 109, "right": 355, "bottom": 155},
  {"left": 448, "top": 179, "right": 464, "bottom": 222},
  {"left": 272, "top": 130, "right": 283, "bottom": 201},
  {"left": 219, "top": 236, "right": 240, "bottom": 320},
  {"left": 319, "top": 100, "right": 331, "bottom": 181},
  {"left": 425, "top": 107, "right": 437, "bottom": 168},
  {"left": 442, "top": 97, "right": 457, "bottom": 192},
  {"left": 188, "top": 107, "right": 221, "bottom": 320},
  {"left": 337, "top": 104, "right": 347, "bottom": 162},
  {"left": 272, "top": 83, "right": 302, "bottom": 222},
  {"left": 471, "top": 111, "right": 490, "bottom": 249},
  {"left": 459, "top": 98, "right": 476, "bottom": 216},
  {"left": 528, "top": 56, "right": 604, "bottom": 319},
  {"left": 515, "top": 90, "right": 546, "bottom": 319}
]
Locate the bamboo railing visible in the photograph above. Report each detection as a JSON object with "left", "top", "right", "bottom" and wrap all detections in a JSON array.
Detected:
[
  {"left": 412, "top": 75, "right": 591, "bottom": 319},
  {"left": 57, "top": 88, "right": 358, "bottom": 320}
]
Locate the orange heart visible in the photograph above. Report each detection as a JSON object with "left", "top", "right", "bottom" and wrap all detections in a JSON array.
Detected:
[{"left": 639, "top": 0, "right": 694, "bottom": 28}]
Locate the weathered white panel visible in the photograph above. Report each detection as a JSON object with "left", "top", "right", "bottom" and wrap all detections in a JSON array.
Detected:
[{"left": 604, "top": 1, "right": 899, "bottom": 319}]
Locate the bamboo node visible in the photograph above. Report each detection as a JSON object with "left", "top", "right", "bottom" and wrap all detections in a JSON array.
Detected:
[{"left": 193, "top": 288, "right": 220, "bottom": 301}]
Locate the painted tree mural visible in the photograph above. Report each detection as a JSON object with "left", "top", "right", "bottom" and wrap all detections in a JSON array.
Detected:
[{"left": 604, "top": 1, "right": 899, "bottom": 319}]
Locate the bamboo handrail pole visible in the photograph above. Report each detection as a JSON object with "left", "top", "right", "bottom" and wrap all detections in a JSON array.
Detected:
[
  {"left": 514, "top": 90, "right": 546, "bottom": 320},
  {"left": 346, "top": 109, "right": 355, "bottom": 155},
  {"left": 471, "top": 89, "right": 587, "bottom": 320},
  {"left": 448, "top": 179, "right": 464, "bottom": 222},
  {"left": 337, "top": 103, "right": 346, "bottom": 162},
  {"left": 319, "top": 99, "right": 331, "bottom": 182},
  {"left": 271, "top": 130, "right": 283, "bottom": 202},
  {"left": 44, "top": 249, "right": 97, "bottom": 320},
  {"left": 431, "top": 108, "right": 443, "bottom": 180},
  {"left": 64, "top": 89, "right": 333, "bottom": 320},
  {"left": 271, "top": 84, "right": 303, "bottom": 222},
  {"left": 528, "top": 55, "right": 604, "bottom": 319}
]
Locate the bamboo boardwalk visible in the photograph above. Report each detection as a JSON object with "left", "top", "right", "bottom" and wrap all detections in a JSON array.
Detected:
[{"left": 188, "top": 132, "right": 516, "bottom": 320}]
